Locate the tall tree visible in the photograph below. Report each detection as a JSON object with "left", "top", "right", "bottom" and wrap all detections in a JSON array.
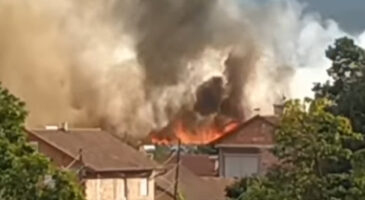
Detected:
[
  {"left": 313, "top": 37, "right": 365, "bottom": 140},
  {"left": 226, "top": 99, "right": 365, "bottom": 200},
  {"left": 0, "top": 84, "right": 84, "bottom": 200}
]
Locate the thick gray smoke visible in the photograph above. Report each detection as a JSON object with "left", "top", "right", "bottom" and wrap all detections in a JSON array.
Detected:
[{"left": 0, "top": 0, "right": 364, "bottom": 137}]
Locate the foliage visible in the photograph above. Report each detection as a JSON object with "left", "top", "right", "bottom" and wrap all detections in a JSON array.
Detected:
[
  {"left": 178, "top": 191, "right": 186, "bottom": 200},
  {"left": 313, "top": 37, "right": 365, "bottom": 139},
  {"left": 0, "top": 84, "right": 84, "bottom": 200},
  {"left": 226, "top": 177, "right": 253, "bottom": 199},
  {"left": 227, "top": 98, "right": 365, "bottom": 200}
]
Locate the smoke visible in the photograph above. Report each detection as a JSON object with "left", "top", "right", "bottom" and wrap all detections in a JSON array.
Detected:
[{"left": 0, "top": 0, "right": 364, "bottom": 137}]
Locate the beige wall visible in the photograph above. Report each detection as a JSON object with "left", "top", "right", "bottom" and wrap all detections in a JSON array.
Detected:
[
  {"left": 85, "top": 177, "right": 155, "bottom": 200},
  {"left": 127, "top": 178, "right": 155, "bottom": 200}
]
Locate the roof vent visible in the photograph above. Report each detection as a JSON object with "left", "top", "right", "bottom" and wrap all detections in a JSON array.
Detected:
[
  {"left": 45, "top": 125, "right": 58, "bottom": 130},
  {"left": 59, "top": 122, "right": 69, "bottom": 132}
]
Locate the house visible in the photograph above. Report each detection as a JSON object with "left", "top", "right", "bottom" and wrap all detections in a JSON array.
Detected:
[
  {"left": 26, "top": 126, "right": 158, "bottom": 200},
  {"left": 155, "top": 163, "right": 229, "bottom": 200},
  {"left": 213, "top": 115, "right": 279, "bottom": 178}
]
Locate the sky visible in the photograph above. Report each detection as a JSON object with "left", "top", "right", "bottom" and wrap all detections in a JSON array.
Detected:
[{"left": 299, "top": 0, "right": 365, "bottom": 33}]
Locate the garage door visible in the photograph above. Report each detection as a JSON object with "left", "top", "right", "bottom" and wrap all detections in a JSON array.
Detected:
[{"left": 224, "top": 154, "right": 259, "bottom": 178}]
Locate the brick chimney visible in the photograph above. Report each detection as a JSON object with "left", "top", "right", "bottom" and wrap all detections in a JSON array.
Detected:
[
  {"left": 273, "top": 104, "right": 284, "bottom": 116},
  {"left": 273, "top": 96, "right": 286, "bottom": 116}
]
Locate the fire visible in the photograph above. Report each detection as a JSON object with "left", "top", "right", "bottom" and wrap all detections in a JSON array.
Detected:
[{"left": 151, "top": 120, "right": 239, "bottom": 145}]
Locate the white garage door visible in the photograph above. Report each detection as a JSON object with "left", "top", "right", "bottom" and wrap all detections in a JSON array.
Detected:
[{"left": 224, "top": 154, "right": 259, "bottom": 178}]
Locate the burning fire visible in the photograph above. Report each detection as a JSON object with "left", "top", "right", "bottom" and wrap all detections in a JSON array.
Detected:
[{"left": 151, "top": 120, "right": 239, "bottom": 145}]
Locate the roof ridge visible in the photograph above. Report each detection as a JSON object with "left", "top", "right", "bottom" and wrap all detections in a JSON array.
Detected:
[{"left": 29, "top": 128, "right": 103, "bottom": 132}]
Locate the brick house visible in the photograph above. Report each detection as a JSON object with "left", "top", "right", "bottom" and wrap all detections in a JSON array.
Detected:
[
  {"left": 213, "top": 115, "right": 279, "bottom": 178},
  {"left": 26, "top": 127, "right": 158, "bottom": 200}
]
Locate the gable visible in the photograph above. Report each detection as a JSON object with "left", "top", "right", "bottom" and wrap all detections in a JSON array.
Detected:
[
  {"left": 216, "top": 117, "right": 276, "bottom": 147},
  {"left": 26, "top": 129, "right": 157, "bottom": 172},
  {"left": 27, "top": 132, "right": 76, "bottom": 167}
]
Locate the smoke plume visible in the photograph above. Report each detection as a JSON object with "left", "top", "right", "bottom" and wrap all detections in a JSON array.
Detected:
[{"left": 0, "top": 0, "right": 364, "bottom": 137}]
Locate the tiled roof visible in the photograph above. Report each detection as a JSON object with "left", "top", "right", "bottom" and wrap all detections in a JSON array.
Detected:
[
  {"left": 155, "top": 164, "right": 226, "bottom": 200},
  {"left": 202, "top": 177, "right": 235, "bottom": 196},
  {"left": 210, "top": 115, "right": 279, "bottom": 145},
  {"left": 26, "top": 129, "right": 157, "bottom": 172},
  {"left": 167, "top": 154, "right": 217, "bottom": 176}
]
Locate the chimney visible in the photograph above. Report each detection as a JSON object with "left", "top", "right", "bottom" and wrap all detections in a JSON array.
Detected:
[
  {"left": 59, "top": 122, "right": 69, "bottom": 132},
  {"left": 273, "top": 96, "right": 286, "bottom": 116},
  {"left": 273, "top": 104, "right": 284, "bottom": 116}
]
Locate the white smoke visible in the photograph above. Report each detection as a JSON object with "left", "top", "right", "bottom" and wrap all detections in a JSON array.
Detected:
[{"left": 0, "top": 0, "right": 364, "bottom": 137}]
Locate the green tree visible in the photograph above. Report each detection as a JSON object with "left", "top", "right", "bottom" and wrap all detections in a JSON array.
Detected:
[
  {"left": 0, "top": 84, "right": 84, "bottom": 200},
  {"left": 313, "top": 37, "right": 365, "bottom": 144},
  {"left": 227, "top": 99, "right": 365, "bottom": 200}
]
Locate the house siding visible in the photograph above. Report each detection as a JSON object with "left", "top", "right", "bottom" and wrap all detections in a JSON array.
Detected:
[
  {"left": 85, "top": 178, "right": 155, "bottom": 200},
  {"left": 127, "top": 178, "right": 155, "bottom": 200},
  {"left": 216, "top": 117, "right": 278, "bottom": 178},
  {"left": 27, "top": 132, "right": 155, "bottom": 200}
]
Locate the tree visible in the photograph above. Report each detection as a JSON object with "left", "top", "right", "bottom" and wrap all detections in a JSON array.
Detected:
[
  {"left": 226, "top": 99, "right": 365, "bottom": 200},
  {"left": 0, "top": 84, "right": 84, "bottom": 200},
  {"left": 313, "top": 37, "right": 365, "bottom": 142}
]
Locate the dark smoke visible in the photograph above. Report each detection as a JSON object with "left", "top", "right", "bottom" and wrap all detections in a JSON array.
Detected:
[
  {"left": 0, "top": 0, "right": 336, "bottom": 139},
  {"left": 133, "top": 0, "right": 217, "bottom": 86},
  {"left": 193, "top": 49, "right": 258, "bottom": 120},
  {"left": 220, "top": 49, "right": 257, "bottom": 119},
  {"left": 194, "top": 76, "right": 224, "bottom": 116}
]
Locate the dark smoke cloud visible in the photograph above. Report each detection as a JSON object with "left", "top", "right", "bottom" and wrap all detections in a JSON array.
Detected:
[
  {"left": 194, "top": 76, "right": 224, "bottom": 116},
  {"left": 0, "top": 0, "right": 352, "bottom": 138},
  {"left": 132, "top": 0, "right": 218, "bottom": 86}
]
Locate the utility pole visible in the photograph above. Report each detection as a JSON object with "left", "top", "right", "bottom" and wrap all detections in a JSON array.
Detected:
[{"left": 173, "top": 139, "right": 181, "bottom": 200}]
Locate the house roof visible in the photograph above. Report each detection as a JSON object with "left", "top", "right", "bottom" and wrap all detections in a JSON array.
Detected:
[
  {"left": 167, "top": 154, "right": 217, "bottom": 177},
  {"left": 26, "top": 129, "right": 157, "bottom": 172},
  {"left": 155, "top": 164, "right": 226, "bottom": 200},
  {"left": 202, "top": 177, "right": 235, "bottom": 195},
  {"left": 210, "top": 115, "right": 279, "bottom": 146}
]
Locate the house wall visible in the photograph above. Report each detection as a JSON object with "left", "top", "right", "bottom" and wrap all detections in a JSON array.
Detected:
[
  {"left": 127, "top": 177, "right": 155, "bottom": 200},
  {"left": 27, "top": 133, "right": 78, "bottom": 167},
  {"left": 216, "top": 117, "right": 278, "bottom": 178},
  {"left": 218, "top": 147, "right": 276, "bottom": 178},
  {"left": 85, "top": 177, "right": 155, "bottom": 200}
]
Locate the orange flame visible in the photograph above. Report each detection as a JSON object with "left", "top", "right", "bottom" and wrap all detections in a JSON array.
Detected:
[{"left": 151, "top": 121, "right": 239, "bottom": 145}]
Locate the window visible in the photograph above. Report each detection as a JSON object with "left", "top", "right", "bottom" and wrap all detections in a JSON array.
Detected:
[
  {"left": 29, "top": 141, "right": 39, "bottom": 152},
  {"left": 224, "top": 154, "right": 259, "bottom": 178},
  {"left": 139, "top": 178, "right": 148, "bottom": 196}
]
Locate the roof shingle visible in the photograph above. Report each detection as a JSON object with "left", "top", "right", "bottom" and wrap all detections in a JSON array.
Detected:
[
  {"left": 27, "top": 129, "right": 157, "bottom": 172},
  {"left": 155, "top": 164, "right": 226, "bottom": 200}
]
